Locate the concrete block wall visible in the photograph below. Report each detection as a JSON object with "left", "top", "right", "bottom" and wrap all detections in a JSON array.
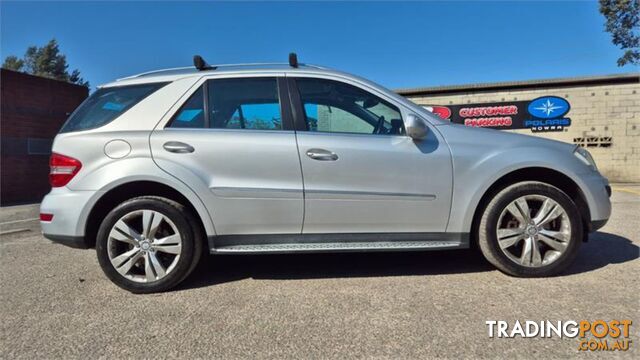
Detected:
[{"left": 403, "top": 81, "right": 640, "bottom": 182}]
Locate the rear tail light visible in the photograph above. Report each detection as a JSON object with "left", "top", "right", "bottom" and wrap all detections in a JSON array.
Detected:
[
  {"left": 49, "top": 153, "right": 82, "bottom": 187},
  {"left": 40, "top": 213, "right": 54, "bottom": 222}
]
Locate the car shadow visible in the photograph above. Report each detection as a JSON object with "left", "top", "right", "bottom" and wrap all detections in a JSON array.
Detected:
[
  {"left": 564, "top": 231, "right": 639, "bottom": 275},
  {"left": 177, "top": 231, "right": 638, "bottom": 291}
]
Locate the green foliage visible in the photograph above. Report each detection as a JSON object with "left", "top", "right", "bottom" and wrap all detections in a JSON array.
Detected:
[
  {"left": 2, "top": 55, "right": 24, "bottom": 71},
  {"left": 252, "top": 116, "right": 282, "bottom": 130},
  {"left": 228, "top": 113, "right": 282, "bottom": 130},
  {"left": 2, "top": 39, "right": 89, "bottom": 87},
  {"left": 599, "top": 0, "right": 640, "bottom": 66}
]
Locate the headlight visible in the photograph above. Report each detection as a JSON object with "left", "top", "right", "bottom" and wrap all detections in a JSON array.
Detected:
[{"left": 574, "top": 146, "right": 597, "bottom": 170}]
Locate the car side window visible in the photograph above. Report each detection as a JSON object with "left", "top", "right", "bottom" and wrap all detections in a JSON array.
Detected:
[
  {"left": 168, "top": 77, "right": 283, "bottom": 130},
  {"left": 296, "top": 78, "right": 404, "bottom": 135},
  {"left": 208, "top": 78, "right": 282, "bottom": 130},
  {"left": 61, "top": 83, "right": 168, "bottom": 133},
  {"left": 169, "top": 87, "right": 205, "bottom": 128}
]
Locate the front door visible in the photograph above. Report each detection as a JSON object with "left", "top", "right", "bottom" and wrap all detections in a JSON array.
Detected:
[
  {"left": 289, "top": 76, "right": 453, "bottom": 234},
  {"left": 151, "top": 76, "right": 304, "bottom": 235}
]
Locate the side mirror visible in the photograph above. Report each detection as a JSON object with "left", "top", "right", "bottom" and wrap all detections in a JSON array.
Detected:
[{"left": 405, "top": 114, "right": 428, "bottom": 141}]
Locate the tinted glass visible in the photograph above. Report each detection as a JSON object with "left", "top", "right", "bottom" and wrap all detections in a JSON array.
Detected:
[
  {"left": 169, "top": 87, "right": 205, "bottom": 128},
  {"left": 296, "top": 78, "right": 403, "bottom": 135},
  {"left": 60, "top": 83, "right": 167, "bottom": 133},
  {"left": 208, "top": 78, "right": 282, "bottom": 130}
]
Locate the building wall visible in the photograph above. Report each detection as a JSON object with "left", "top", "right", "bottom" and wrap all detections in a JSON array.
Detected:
[
  {"left": 404, "top": 82, "right": 640, "bottom": 182},
  {"left": 1, "top": 69, "right": 88, "bottom": 205}
]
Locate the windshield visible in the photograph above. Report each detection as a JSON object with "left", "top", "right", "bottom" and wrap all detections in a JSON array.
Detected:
[{"left": 60, "top": 82, "right": 167, "bottom": 133}]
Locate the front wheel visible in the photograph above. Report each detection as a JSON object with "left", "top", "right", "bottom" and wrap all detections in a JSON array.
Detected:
[
  {"left": 96, "top": 196, "right": 202, "bottom": 293},
  {"left": 477, "top": 181, "right": 583, "bottom": 277}
]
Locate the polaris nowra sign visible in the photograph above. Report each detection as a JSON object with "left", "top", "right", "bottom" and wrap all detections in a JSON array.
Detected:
[
  {"left": 424, "top": 96, "right": 571, "bottom": 133},
  {"left": 525, "top": 96, "right": 571, "bottom": 132},
  {"left": 527, "top": 96, "right": 570, "bottom": 119}
]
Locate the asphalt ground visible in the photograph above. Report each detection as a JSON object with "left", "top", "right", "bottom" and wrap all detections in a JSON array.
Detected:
[{"left": 1, "top": 185, "right": 638, "bottom": 359}]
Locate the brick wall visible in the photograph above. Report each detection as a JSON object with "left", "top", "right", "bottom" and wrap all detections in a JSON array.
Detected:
[
  {"left": 400, "top": 76, "right": 640, "bottom": 182},
  {"left": 1, "top": 69, "right": 88, "bottom": 205}
]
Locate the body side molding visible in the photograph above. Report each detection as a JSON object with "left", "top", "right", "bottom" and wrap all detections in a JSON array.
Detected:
[{"left": 208, "top": 232, "right": 468, "bottom": 253}]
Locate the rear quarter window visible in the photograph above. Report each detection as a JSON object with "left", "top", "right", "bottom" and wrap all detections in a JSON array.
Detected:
[{"left": 60, "top": 82, "right": 168, "bottom": 133}]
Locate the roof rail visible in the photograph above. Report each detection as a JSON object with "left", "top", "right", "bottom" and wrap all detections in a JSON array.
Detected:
[
  {"left": 203, "top": 62, "right": 326, "bottom": 70},
  {"left": 210, "top": 62, "right": 290, "bottom": 68},
  {"left": 194, "top": 52, "right": 303, "bottom": 71},
  {"left": 302, "top": 64, "right": 326, "bottom": 70},
  {"left": 116, "top": 66, "right": 194, "bottom": 81},
  {"left": 202, "top": 52, "right": 327, "bottom": 70},
  {"left": 117, "top": 54, "right": 327, "bottom": 81}
]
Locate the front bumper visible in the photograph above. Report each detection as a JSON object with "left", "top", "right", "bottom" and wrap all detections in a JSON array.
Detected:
[
  {"left": 40, "top": 188, "right": 102, "bottom": 249},
  {"left": 590, "top": 219, "right": 609, "bottom": 232},
  {"left": 579, "top": 172, "right": 611, "bottom": 232}
]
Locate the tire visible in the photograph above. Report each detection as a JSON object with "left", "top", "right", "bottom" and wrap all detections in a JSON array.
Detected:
[
  {"left": 477, "top": 181, "right": 583, "bottom": 277},
  {"left": 96, "top": 196, "right": 203, "bottom": 293}
]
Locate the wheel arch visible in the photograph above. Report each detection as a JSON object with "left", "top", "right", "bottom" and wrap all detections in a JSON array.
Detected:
[
  {"left": 469, "top": 167, "right": 590, "bottom": 247},
  {"left": 84, "top": 180, "right": 212, "bottom": 248}
]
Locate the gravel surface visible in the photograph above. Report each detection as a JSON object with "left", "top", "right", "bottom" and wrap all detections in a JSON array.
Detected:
[{"left": 1, "top": 187, "right": 638, "bottom": 359}]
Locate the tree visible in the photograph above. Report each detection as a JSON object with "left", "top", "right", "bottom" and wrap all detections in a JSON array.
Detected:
[
  {"left": 599, "top": 0, "right": 640, "bottom": 66},
  {"left": 2, "top": 55, "right": 24, "bottom": 71},
  {"left": 2, "top": 39, "right": 89, "bottom": 87}
]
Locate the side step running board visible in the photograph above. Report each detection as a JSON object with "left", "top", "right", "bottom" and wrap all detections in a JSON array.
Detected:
[{"left": 211, "top": 241, "right": 465, "bottom": 254}]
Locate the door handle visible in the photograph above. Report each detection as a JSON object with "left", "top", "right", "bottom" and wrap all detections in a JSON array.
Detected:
[
  {"left": 306, "top": 148, "right": 338, "bottom": 161},
  {"left": 163, "top": 141, "right": 194, "bottom": 153}
]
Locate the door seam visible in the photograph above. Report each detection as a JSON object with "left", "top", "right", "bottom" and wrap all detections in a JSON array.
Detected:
[
  {"left": 285, "top": 74, "right": 307, "bottom": 234},
  {"left": 294, "top": 130, "right": 306, "bottom": 234}
]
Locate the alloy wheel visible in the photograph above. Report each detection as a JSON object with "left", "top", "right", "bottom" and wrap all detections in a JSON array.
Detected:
[
  {"left": 496, "top": 195, "right": 571, "bottom": 267},
  {"left": 107, "top": 209, "right": 182, "bottom": 283}
]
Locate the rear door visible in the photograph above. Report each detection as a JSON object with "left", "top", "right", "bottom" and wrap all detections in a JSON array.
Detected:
[
  {"left": 150, "top": 75, "right": 304, "bottom": 235},
  {"left": 288, "top": 75, "right": 453, "bottom": 234}
]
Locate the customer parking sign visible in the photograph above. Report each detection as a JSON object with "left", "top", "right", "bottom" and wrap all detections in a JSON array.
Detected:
[{"left": 425, "top": 95, "right": 572, "bottom": 132}]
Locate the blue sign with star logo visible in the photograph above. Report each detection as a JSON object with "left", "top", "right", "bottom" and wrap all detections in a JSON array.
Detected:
[
  {"left": 525, "top": 96, "right": 571, "bottom": 132},
  {"left": 527, "top": 96, "right": 570, "bottom": 119}
]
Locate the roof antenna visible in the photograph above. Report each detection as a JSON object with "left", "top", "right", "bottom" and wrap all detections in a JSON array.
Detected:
[
  {"left": 193, "top": 55, "right": 216, "bottom": 71},
  {"left": 289, "top": 52, "right": 298, "bottom": 68}
]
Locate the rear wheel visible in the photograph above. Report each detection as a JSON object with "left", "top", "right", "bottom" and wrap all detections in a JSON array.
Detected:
[
  {"left": 96, "top": 196, "right": 202, "bottom": 293},
  {"left": 478, "top": 181, "right": 582, "bottom": 277}
]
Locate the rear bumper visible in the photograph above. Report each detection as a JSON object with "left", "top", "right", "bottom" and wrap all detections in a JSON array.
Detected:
[
  {"left": 40, "top": 188, "right": 102, "bottom": 248},
  {"left": 43, "top": 234, "right": 90, "bottom": 249}
]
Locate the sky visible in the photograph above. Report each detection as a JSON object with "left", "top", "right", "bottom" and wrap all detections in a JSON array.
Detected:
[{"left": 1, "top": 1, "right": 636, "bottom": 91}]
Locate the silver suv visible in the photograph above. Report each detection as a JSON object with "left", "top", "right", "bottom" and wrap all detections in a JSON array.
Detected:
[{"left": 41, "top": 55, "right": 611, "bottom": 293}]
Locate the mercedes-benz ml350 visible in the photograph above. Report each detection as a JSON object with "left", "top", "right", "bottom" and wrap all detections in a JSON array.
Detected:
[{"left": 41, "top": 55, "right": 611, "bottom": 293}]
